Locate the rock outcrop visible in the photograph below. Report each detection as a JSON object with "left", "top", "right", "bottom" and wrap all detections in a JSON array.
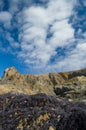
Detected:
[{"left": 0, "top": 67, "right": 86, "bottom": 101}]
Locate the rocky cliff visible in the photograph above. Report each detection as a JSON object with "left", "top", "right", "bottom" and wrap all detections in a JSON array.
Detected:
[
  {"left": 0, "top": 67, "right": 86, "bottom": 101},
  {"left": 1, "top": 67, "right": 86, "bottom": 130}
]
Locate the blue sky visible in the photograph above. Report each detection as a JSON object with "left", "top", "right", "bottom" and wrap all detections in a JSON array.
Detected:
[{"left": 0, "top": 0, "right": 86, "bottom": 77}]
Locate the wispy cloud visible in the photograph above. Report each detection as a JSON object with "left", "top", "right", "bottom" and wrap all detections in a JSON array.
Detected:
[
  {"left": 0, "top": 0, "right": 86, "bottom": 73},
  {"left": 46, "top": 41, "right": 86, "bottom": 71},
  {"left": 0, "top": 11, "right": 12, "bottom": 28},
  {"left": 0, "top": 0, "right": 3, "bottom": 10},
  {"left": 18, "top": 0, "right": 76, "bottom": 68}
]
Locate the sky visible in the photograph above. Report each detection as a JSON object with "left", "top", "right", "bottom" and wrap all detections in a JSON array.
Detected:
[{"left": 0, "top": 0, "right": 86, "bottom": 77}]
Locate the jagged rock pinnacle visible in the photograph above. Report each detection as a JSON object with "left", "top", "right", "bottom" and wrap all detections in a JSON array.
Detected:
[{"left": 2, "top": 66, "right": 20, "bottom": 81}]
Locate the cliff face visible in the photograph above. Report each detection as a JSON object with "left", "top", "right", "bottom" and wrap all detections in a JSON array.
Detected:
[{"left": 0, "top": 67, "right": 86, "bottom": 101}]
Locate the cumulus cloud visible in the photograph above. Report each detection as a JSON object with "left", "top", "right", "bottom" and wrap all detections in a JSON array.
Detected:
[{"left": 18, "top": 0, "right": 76, "bottom": 68}]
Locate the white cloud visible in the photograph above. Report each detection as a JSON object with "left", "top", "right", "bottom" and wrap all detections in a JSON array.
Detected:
[
  {"left": 49, "top": 19, "right": 74, "bottom": 48},
  {"left": 0, "top": 11, "right": 12, "bottom": 28},
  {"left": 1, "top": 0, "right": 86, "bottom": 73},
  {"left": 67, "top": 42, "right": 86, "bottom": 69},
  {"left": 46, "top": 42, "right": 86, "bottom": 72},
  {"left": 47, "top": 0, "right": 75, "bottom": 21},
  {"left": 18, "top": 0, "right": 76, "bottom": 67},
  {"left": 83, "top": 1, "right": 86, "bottom": 6},
  {"left": 8, "top": 0, "right": 34, "bottom": 14},
  {"left": 6, "top": 33, "right": 20, "bottom": 49}
]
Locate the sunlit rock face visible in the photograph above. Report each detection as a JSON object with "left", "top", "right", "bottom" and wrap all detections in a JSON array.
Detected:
[
  {"left": 0, "top": 67, "right": 86, "bottom": 101},
  {"left": 2, "top": 67, "right": 22, "bottom": 82}
]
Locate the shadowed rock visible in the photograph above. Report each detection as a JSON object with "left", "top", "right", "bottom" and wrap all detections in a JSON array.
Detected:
[{"left": 0, "top": 93, "right": 86, "bottom": 130}]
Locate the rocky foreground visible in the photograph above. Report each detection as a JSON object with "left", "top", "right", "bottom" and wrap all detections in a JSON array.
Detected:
[{"left": 1, "top": 93, "right": 86, "bottom": 130}]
